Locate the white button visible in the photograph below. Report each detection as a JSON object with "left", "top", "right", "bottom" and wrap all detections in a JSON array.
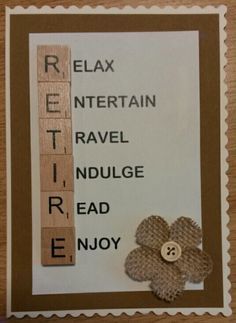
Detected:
[{"left": 160, "top": 241, "right": 182, "bottom": 262}]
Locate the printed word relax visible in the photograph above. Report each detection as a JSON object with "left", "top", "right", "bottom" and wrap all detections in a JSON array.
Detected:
[{"left": 73, "top": 59, "right": 114, "bottom": 73}]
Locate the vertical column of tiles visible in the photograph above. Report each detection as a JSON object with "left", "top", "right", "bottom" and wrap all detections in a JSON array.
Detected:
[{"left": 38, "top": 45, "right": 75, "bottom": 265}]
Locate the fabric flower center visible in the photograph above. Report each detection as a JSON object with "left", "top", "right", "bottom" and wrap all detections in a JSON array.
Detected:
[{"left": 160, "top": 241, "right": 182, "bottom": 262}]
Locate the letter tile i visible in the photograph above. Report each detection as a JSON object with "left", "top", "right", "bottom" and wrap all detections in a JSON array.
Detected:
[{"left": 38, "top": 45, "right": 75, "bottom": 265}]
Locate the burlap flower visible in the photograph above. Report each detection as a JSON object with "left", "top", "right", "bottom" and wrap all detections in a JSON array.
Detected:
[{"left": 125, "top": 216, "right": 213, "bottom": 302}]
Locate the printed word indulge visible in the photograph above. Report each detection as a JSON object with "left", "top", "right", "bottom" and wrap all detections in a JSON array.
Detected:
[{"left": 76, "top": 166, "right": 144, "bottom": 180}]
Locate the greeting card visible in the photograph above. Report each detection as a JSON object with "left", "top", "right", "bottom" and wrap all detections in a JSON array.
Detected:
[{"left": 6, "top": 5, "right": 230, "bottom": 317}]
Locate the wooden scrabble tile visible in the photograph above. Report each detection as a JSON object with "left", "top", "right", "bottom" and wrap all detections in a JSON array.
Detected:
[
  {"left": 38, "top": 82, "right": 71, "bottom": 118},
  {"left": 40, "top": 155, "right": 73, "bottom": 191},
  {"left": 39, "top": 119, "right": 72, "bottom": 155},
  {"left": 41, "top": 191, "right": 74, "bottom": 227},
  {"left": 37, "top": 45, "right": 70, "bottom": 82},
  {"left": 41, "top": 227, "right": 75, "bottom": 265}
]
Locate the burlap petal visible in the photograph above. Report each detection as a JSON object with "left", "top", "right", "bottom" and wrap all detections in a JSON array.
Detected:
[
  {"left": 125, "top": 246, "right": 163, "bottom": 281},
  {"left": 150, "top": 263, "right": 186, "bottom": 302},
  {"left": 136, "top": 215, "right": 169, "bottom": 249},
  {"left": 169, "top": 217, "right": 202, "bottom": 249},
  {"left": 175, "top": 247, "right": 213, "bottom": 283}
]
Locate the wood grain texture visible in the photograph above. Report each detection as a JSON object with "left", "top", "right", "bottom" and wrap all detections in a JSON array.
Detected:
[
  {"left": 41, "top": 227, "right": 75, "bottom": 265},
  {"left": 37, "top": 45, "right": 70, "bottom": 82},
  {"left": 38, "top": 82, "right": 71, "bottom": 118},
  {"left": 40, "top": 155, "right": 74, "bottom": 191},
  {"left": 0, "top": 0, "right": 235, "bottom": 321},
  {"left": 41, "top": 191, "right": 74, "bottom": 227},
  {"left": 39, "top": 119, "right": 72, "bottom": 155}
]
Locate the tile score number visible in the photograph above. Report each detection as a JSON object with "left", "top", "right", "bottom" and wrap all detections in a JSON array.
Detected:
[{"left": 38, "top": 45, "right": 75, "bottom": 266}]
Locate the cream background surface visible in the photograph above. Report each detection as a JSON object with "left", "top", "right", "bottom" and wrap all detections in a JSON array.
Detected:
[{"left": 29, "top": 31, "right": 201, "bottom": 294}]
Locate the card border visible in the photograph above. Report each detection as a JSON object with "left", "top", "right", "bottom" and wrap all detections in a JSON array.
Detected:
[{"left": 6, "top": 5, "right": 230, "bottom": 317}]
